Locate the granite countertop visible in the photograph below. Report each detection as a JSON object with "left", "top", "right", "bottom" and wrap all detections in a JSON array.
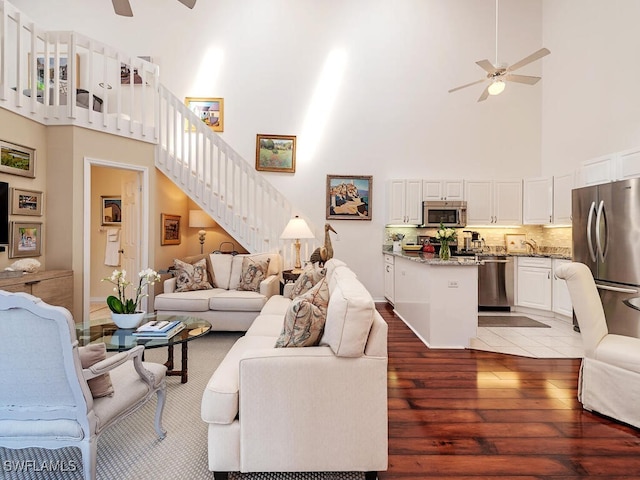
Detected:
[
  {"left": 383, "top": 249, "right": 480, "bottom": 265},
  {"left": 382, "top": 246, "right": 572, "bottom": 261}
]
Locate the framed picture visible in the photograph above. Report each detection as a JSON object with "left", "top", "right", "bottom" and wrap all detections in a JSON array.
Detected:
[
  {"left": 0, "top": 140, "right": 36, "bottom": 178},
  {"left": 101, "top": 196, "right": 122, "bottom": 226},
  {"left": 10, "top": 222, "right": 42, "bottom": 258},
  {"left": 11, "top": 188, "right": 43, "bottom": 216},
  {"left": 326, "top": 174, "right": 373, "bottom": 221},
  {"left": 161, "top": 213, "right": 181, "bottom": 245},
  {"left": 185, "top": 97, "right": 224, "bottom": 132},
  {"left": 255, "top": 134, "right": 296, "bottom": 173},
  {"left": 29, "top": 53, "right": 80, "bottom": 94}
]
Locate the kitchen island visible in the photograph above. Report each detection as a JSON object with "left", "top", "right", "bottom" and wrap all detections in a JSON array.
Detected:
[{"left": 386, "top": 250, "right": 478, "bottom": 348}]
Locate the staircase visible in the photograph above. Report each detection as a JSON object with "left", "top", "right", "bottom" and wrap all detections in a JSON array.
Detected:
[{"left": 0, "top": 0, "right": 319, "bottom": 266}]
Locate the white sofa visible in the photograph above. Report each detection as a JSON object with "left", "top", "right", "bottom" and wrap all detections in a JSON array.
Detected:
[
  {"left": 200, "top": 259, "right": 388, "bottom": 479},
  {"left": 153, "top": 253, "right": 282, "bottom": 331}
]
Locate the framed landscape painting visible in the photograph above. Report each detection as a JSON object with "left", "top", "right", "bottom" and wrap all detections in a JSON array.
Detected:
[
  {"left": 185, "top": 97, "right": 224, "bottom": 132},
  {"left": 161, "top": 213, "right": 181, "bottom": 245},
  {"left": 255, "top": 134, "right": 296, "bottom": 173},
  {"left": 0, "top": 140, "right": 36, "bottom": 178},
  {"left": 326, "top": 174, "right": 373, "bottom": 221},
  {"left": 11, "top": 188, "right": 43, "bottom": 216},
  {"left": 10, "top": 222, "right": 42, "bottom": 258}
]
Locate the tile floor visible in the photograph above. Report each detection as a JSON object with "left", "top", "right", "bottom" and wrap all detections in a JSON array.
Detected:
[{"left": 470, "top": 311, "right": 584, "bottom": 359}]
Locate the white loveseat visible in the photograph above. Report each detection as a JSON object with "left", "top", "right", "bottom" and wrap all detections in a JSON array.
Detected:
[
  {"left": 200, "top": 259, "right": 388, "bottom": 479},
  {"left": 153, "top": 253, "right": 282, "bottom": 331}
]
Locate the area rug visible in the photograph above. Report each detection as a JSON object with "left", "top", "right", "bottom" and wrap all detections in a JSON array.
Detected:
[
  {"left": 0, "top": 332, "right": 365, "bottom": 480},
  {"left": 478, "top": 315, "right": 550, "bottom": 328}
]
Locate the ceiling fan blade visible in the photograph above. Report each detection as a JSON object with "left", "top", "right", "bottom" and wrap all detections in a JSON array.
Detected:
[
  {"left": 112, "top": 0, "right": 133, "bottom": 16},
  {"left": 506, "top": 74, "right": 541, "bottom": 85},
  {"left": 476, "top": 59, "right": 498, "bottom": 74},
  {"left": 178, "top": 0, "right": 197, "bottom": 8},
  {"left": 477, "top": 85, "right": 491, "bottom": 102},
  {"left": 507, "top": 47, "right": 550, "bottom": 72},
  {"left": 448, "top": 78, "right": 486, "bottom": 93}
]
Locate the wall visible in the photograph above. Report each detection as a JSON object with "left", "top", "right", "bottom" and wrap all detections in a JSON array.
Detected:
[{"left": 12, "top": 0, "right": 545, "bottom": 300}]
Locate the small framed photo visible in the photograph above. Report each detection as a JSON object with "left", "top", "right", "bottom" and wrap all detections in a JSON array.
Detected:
[
  {"left": 255, "top": 134, "right": 296, "bottom": 173},
  {"left": 10, "top": 222, "right": 42, "bottom": 258},
  {"left": 101, "top": 196, "right": 122, "bottom": 226},
  {"left": 0, "top": 140, "right": 36, "bottom": 178},
  {"left": 326, "top": 174, "right": 373, "bottom": 221},
  {"left": 11, "top": 188, "right": 43, "bottom": 216},
  {"left": 185, "top": 97, "right": 224, "bottom": 132},
  {"left": 161, "top": 213, "right": 181, "bottom": 245}
]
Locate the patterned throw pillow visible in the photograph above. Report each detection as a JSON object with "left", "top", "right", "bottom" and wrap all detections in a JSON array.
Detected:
[
  {"left": 174, "top": 258, "right": 213, "bottom": 292},
  {"left": 78, "top": 343, "right": 114, "bottom": 398},
  {"left": 275, "top": 277, "right": 330, "bottom": 348},
  {"left": 288, "top": 263, "right": 326, "bottom": 299},
  {"left": 237, "top": 257, "right": 271, "bottom": 292}
]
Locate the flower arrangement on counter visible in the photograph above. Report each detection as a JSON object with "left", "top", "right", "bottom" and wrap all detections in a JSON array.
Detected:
[
  {"left": 434, "top": 222, "right": 457, "bottom": 260},
  {"left": 102, "top": 268, "right": 161, "bottom": 314}
]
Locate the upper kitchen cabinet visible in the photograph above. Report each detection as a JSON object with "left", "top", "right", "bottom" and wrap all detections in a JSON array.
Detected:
[
  {"left": 422, "top": 180, "right": 464, "bottom": 201},
  {"left": 387, "top": 179, "right": 423, "bottom": 225},
  {"left": 465, "top": 179, "right": 522, "bottom": 225},
  {"left": 580, "top": 154, "right": 616, "bottom": 186},
  {"left": 617, "top": 147, "right": 640, "bottom": 181},
  {"left": 522, "top": 173, "right": 574, "bottom": 226}
]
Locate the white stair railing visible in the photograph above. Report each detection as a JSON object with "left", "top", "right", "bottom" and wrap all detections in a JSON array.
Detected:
[{"left": 0, "top": 0, "right": 319, "bottom": 266}]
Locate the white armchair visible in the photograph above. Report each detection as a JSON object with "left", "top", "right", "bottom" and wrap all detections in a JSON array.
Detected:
[
  {"left": 0, "top": 291, "right": 168, "bottom": 480},
  {"left": 555, "top": 262, "right": 640, "bottom": 428}
]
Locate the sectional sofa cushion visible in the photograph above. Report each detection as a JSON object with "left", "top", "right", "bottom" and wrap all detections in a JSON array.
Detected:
[
  {"left": 174, "top": 258, "right": 213, "bottom": 292},
  {"left": 153, "top": 288, "right": 224, "bottom": 312},
  {"left": 78, "top": 343, "right": 114, "bottom": 398},
  {"left": 320, "top": 275, "right": 374, "bottom": 357},
  {"left": 275, "top": 277, "right": 330, "bottom": 348},
  {"left": 237, "top": 257, "right": 271, "bottom": 292},
  {"left": 208, "top": 290, "right": 269, "bottom": 312}
]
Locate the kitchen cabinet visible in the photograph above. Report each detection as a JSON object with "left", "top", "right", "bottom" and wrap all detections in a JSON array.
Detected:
[
  {"left": 0, "top": 270, "right": 73, "bottom": 312},
  {"left": 552, "top": 259, "right": 573, "bottom": 317},
  {"left": 516, "top": 257, "right": 552, "bottom": 311},
  {"left": 422, "top": 180, "right": 464, "bottom": 201},
  {"left": 383, "top": 254, "right": 394, "bottom": 304},
  {"left": 523, "top": 177, "right": 552, "bottom": 225},
  {"left": 580, "top": 154, "right": 616, "bottom": 186},
  {"left": 388, "top": 179, "right": 422, "bottom": 225},
  {"left": 617, "top": 147, "right": 640, "bottom": 180},
  {"left": 465, "top": 179, "right": 522, "bottom": 225},
  {"left": 552, "top": 172, "right": 575, "bottom": 225}
]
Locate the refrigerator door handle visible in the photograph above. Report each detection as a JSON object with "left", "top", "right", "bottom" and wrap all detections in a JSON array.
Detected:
[
  {"left": 595, "top": 200, "right": 606, "bottom": 262},
  {"left": 596, "top": 284, "right": 638, "bottom": 294},
  {"left": 587, "top": 201, "right": 597, "bottom": 262}
]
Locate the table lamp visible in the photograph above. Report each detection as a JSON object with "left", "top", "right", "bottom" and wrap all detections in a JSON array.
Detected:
[
  {"left": 189, "top": 210, "right": 216, "bottom": 254},
  {"left": 280, "top": 216, "right": 314, "bottom": 273}
]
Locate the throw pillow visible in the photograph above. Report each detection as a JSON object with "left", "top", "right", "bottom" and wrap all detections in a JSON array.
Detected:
[
  {"left": 182, "top": 254, "right": 216, "bottom": 287},
  {"left": 275, "top": 277, "right": 330, "bottom": 348},
  {"left": 174, "top": 258, "right": 213, "bottom": 292},
  {"left": 237, "top": 257, "right": 270, "bottom": 292},
  {"left": 288, "top": 263, "right": 326, "bottom": 299},
  {"left": 78, "top": 343, "right": 114, "bottom": 398}
]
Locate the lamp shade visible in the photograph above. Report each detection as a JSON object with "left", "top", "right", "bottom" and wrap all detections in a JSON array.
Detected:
[
  {"left": 488, "top": 80, "right": 506, "bottom": 96},
  {"left": 189, "top": 210, "right": 216, "bottom": 228},
  {"left": 280, "top": 216, "right": 314, "bottom": 239}
]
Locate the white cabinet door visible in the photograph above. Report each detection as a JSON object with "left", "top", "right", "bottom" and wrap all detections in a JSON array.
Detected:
[
  {"left": 493, "top": 180, "right": 523, "bottom": 225},
  {"left": 465, "top": 180, "right": 493, "bottom": 224},
  {"left": 383, "top": 254, "right": 395, "bottom": 304},
  {"left": 517, "top": 266, "right": 552, "bottom": 310},
  {"left": 423, "top": 180, "right": 464, "bottom": 201},
  {"left": 581, "top": 154, "right": 616, "bottom": 186},
  {"left": 423, "top": 180, "right": 444, "bottom": 201},
  {"left": 552, "top": 259, "right": 573, "bottom": 317},
  {"left": 523, "top": 177, "right": 552, "bottom": 225},
  {"left": 552, "top": 172, "right": 575, "bottom": 225},
  {"left": 617, "top": 147, "right": 640, "bottom": 180},
  {"left": 443, "top": 180, "right": 464, "bottom": 200},
  {"left": 388, "top": 180, "right": 422, "bottom": 224}
]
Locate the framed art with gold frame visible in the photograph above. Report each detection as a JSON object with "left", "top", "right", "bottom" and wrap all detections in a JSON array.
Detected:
[
  {"left": 161, "top": 213, "right": 181, "bottom": 245},
  {"left": 255, "top": 134, "right": 296, "bottom": 173},
  {"left": 185, "top": 97, "right": 224, "bottom": 132}
]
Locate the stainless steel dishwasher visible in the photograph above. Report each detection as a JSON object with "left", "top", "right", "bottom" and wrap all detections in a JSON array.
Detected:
[{"left": 478, "top": 255, "right": 514, "bottom": 310}]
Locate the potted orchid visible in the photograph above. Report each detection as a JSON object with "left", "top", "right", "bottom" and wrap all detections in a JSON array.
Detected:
[
  {"left": 434, "top": 222, "right": 457, "bottom": 260},
  {"left": 102, "top": 268, "right": 161, "bottom": 328}
]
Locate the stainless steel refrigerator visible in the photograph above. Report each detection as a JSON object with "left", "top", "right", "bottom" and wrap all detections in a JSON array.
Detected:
[{"left": 572, "top": 177, "right": 640, "bottom": 337}]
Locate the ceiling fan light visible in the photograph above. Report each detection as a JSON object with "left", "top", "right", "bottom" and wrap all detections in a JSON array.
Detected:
[{"left": 488, "top": 80, "right": 506, "bottom": 96}]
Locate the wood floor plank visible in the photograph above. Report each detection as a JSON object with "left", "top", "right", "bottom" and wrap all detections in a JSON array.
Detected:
[{"left": 376, "top": 302, "right": 640, "bottom": 479}]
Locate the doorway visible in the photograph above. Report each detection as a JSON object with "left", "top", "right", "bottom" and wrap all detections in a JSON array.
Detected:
[{"left": 83, "top": 158, "right": 150, "bottom": 327}]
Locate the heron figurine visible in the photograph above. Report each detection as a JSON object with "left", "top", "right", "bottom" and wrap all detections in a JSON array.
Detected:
[{"left": 310, "top": 223, "right": 337, "bottom": 265}]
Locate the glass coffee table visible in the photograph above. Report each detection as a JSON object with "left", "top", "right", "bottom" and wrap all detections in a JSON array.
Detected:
[{"left": 77, "top": 314, "right": 211, "bottom": 384}]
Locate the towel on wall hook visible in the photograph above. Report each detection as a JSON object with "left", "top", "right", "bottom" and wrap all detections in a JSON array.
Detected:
[{"left": 104, "top": 228, "right": 121, "bottom": 266}]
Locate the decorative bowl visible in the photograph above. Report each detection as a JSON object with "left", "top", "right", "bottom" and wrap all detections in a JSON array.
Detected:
[{"left": 111, "top": 312, "right": 146, "bottom": 329}]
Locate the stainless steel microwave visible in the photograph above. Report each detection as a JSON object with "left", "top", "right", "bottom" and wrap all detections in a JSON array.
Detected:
[{"left": 422, "top": 201, "right": 467, "bottom": 227}]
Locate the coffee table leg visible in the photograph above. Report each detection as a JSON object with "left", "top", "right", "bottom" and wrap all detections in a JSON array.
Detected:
[
  {"left": 166, "top": 344, "right": 175, "bottom": 370},
  {"left": 164, "top": 343, "right": 188, "bottom": 383},
  {"left": 181, "top": 341, "right": 188, "bottom": 383}
]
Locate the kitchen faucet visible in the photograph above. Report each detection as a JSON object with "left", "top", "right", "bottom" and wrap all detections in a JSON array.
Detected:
[{"left": 524, "top": 239, "right": 538, "bottom": 254}]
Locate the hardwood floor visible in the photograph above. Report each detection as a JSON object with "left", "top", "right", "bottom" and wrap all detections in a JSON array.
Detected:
[{"left": 377, "top": 302, "right": 640, "bottom": 479}]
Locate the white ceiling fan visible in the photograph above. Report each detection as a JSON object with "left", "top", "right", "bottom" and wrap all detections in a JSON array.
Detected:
[
  {"left": 448, "top": 0, "right": 550, "bottom": 102},
  {"left": 112, "top": 0, "right": 196, "bottom": 17}
]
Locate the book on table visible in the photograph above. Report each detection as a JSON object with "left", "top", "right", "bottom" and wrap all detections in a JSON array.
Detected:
[{"left": 133, "top": 320, "right": 185, "bottom": 339}]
